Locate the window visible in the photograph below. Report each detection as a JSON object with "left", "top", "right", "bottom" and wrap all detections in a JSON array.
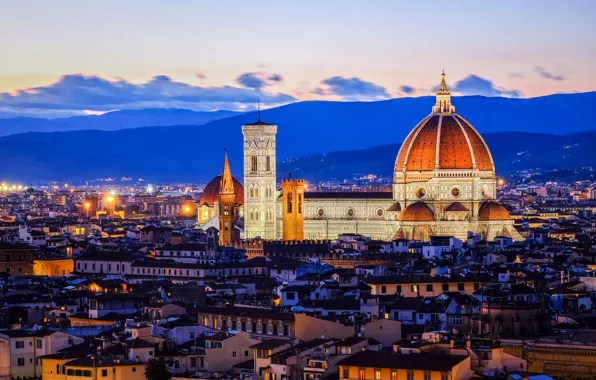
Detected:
[
  {"left": 396, "top": 285, "right": 402, "bottom": 294},
  {"left": 16, "top": 341, "right": 24, "bottom": 349},
  {"left": 286, "top": 292, "right": 296, "bottom": 300},
  {"left": 347, "top": 208, "right": 354, "bottom": 217},
  {"left": 298, "top": 194, "right": 302, "bottom": 214},
  {"left": 266, "top": 156, "right": 271, "bottom": 172},
  {"left": 474, "top": 282, "right": 480, "bottom": 290},
  {"left": 449, "top": 316, "right": 463, "bottom": 326},
  {"left": 17, "top": 358, "right": 24, "bottom": 366},
  {"left": 441, "top": 373, "right": 449, "bottom": 380},
  {"left": 407, "top": 372, "right": 414, "bottom": 380},
  {"left": 381, "top": 285, "right": 387, "bottom": 294},
  {"left": 391, "top": 371, "right": 398, "bottom": 380},
  {"left": 458, "top": 283, "right": 465, "bottom": 291},
  {"left": 36, "top": 339, "right": 42, "bottom": 349},
  {"left": 412, "top": 284, "right": 419, "bottom": 293},
  {"left": 442, "top": 283, "right": 449, "bottom": 291},
  {"left": 374, "top": 369, "right": 381, "bottom": 380},
  {"left": 251, "top": 156, "right": 258, "bottom": 172},
  {"left": 426, "top": 284, "right": 433, "bottom": 292},
  {"left": 287, "top": 192, "right": 293, "bottom": 213},
  {"left": 424, "top": 372, "right": 431, "bottom": 380},
  {"left": 132, "top": 367, "right": 137, "bottom": 372},
  {"left": 191, "top": 358, "right": 197, "bottom": 367},
  {"left": 358, "top": 368, "right": 366, "bottom": 380},
  {"left": 233, "top": 351, "right": 237, "bottom": 357},
  {"left": 102, "top": 369, "right": 108, "bottom": 377},
  {"left": 245, "top": 350, "right": 249, "bottom": 357},
  {"left": 343, "top": 368, "right": 349, "bottom": 379}
]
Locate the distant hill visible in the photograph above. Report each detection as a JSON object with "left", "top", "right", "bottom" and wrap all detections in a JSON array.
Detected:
[
  {"left": 0, "top": 92, "right": 596, "bottom": 182},
  {"left": 0, "top": 108, "right": 239, "bottom": 136}
]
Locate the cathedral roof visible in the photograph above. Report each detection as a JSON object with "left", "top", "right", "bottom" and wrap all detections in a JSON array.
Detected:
[
  {"left": 386, "top": 202, "right": 402, "bottom": 212},
  {"left": 199, "top": 176, "right": 244, "bottom": 206},
  {"left": 444, "top": 202, "right": 469, "bottom": 212},
  {"left": 400, "top": 202, "right": 435, "bottom": 222},
  {"left": 478, "top": 201, "right": 511, "bottom": 221},
  {"left": 394, "top": 73, "right": 494, "bottom": 172}
]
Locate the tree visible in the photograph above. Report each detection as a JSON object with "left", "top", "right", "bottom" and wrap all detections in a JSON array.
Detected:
[{"left": 144, "top": 358, "right": 171, "bottom": 380}]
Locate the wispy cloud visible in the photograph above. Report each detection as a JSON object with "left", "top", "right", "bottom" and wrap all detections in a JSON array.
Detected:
[
  {"left": 399, "top": 85, "right": 416, "bottom": 95},
  {"left": 534, "top": 66, "right": 565, "bottom": 81},
  {"left": 313, "top": 76, "right": 390, "bottom": 101}
]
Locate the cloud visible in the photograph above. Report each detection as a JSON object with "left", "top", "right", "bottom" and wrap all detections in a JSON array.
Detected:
[
  {"left": 0, "top": 74, "right": 296, "bottom": 117},
  {"left": 534, "top": 66, "right": 565, "bottom": 81},
  {"left": 196, "top": 72, "right": 207, "bottom": 80},
  {"left": 313, "top": 76, "right": 390, "bottom": 101},
  {"left": 399, "top": 85, "right": 415, "bottom": 95},
  {"left": 451, "top": 75, "right": 523, "bottom": 97},
  {"left": 235, "top": 72, "right": 284, "bottom": 90},
  {"left": 508, "top": 73, "right": 525, "bottom": 79}
]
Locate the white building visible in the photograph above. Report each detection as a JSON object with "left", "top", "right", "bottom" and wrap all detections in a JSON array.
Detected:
[{"left": 242, "top": 116, "right": 278, "bottom": 239}]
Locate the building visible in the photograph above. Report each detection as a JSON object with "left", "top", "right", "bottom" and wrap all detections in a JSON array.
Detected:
[
  {"left": 242, "top": 112, "right": 278, "bottom": 239},
  {"left": 218, "top": 150, "right": 238, "bottom": 246},
  {"left": 0, "top": 243, "right": 35, "bottom": 275},
  {"left": 42, "top": 356, "right": 144, "bottom": 380},
  {"left": 241, "top": 72, "right": 521, "bottom": 242},
  {"left": 337, "top": 350, "right": 474, "bottom": 380}
]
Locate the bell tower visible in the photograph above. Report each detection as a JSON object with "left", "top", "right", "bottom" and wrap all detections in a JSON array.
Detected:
[
  {"left": 281, "top": 179, "right": 305, "bottom": 241},
  {"left": 242, "top": 109, "right": 277, "bottom": 239},
  {"left": 218, "top": 150, "right": 236, "bottom": 246}
]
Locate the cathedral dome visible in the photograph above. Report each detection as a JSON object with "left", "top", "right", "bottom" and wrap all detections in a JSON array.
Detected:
[
  {"left": 400, "top": 202, "right": 435, "bottom": 222},
  {"left": 200, "top": 175, "right": 244, "bottom": 206},
  {"left": 478, "top": 201, "right": 511, "bottom": 221},
  {"left": 394, "top": 73, "right": 494, "bottom": 173}
]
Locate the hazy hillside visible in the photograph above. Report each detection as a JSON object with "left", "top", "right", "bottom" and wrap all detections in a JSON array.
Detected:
[
  {"left": 0, "top": 92, "right": 595, "bottom": 182},
  {"left": 0, "top": 108, "right": 239, "bottom": 136}
]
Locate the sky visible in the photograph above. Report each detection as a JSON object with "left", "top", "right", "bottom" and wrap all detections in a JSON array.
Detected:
[{"left": 0, "top": 0, "right": 594, "bottom": 118}]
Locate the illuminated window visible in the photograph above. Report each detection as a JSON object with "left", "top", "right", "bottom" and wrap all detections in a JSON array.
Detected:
[
  {"left": 374, "top": 369, "right": 381, "bottom": 380},
  {"left": 391, "top": 371, "right": 397, "bottom": 380},
  {"left": 358, "top": 368, "right": 365, "bottom": 380},
  {"left": 412, "top": 284, "right": 419, "bottom": 293}
]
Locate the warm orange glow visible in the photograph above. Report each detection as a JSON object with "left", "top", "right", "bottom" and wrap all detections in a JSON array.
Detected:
[
  {"left": 106, "top": 196, "right": 114, "bottom": 202},
  {"left": 184, "top": 206, "right": 191, "bottom": 213},
  {"left": 84, "top": 203, "right": 90, "bottom": 208},
  {"left": 497, "top": 179, "right": 505, "bottom": 186}
]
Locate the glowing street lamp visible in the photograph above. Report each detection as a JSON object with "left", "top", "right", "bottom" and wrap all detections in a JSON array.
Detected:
[{"left": 84, "top": 202, "right": 91, "bottom": 217}]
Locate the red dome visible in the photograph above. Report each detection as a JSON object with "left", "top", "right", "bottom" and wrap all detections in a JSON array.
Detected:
[
  {"left": 199, "top": 176, "right": 244, "bottom": 206},
  {"left": 395, "top": 114, "right": 493, "bottom": 172},
  {"left": 478, "top": 201, "right": 511, "bottom": 221},
  {"left": 400, "top": 202, "right": 435, "bottom": 222}
]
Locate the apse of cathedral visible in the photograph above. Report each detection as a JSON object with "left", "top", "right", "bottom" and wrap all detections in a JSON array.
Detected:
[{"left": 199, "top": 73, "right": 521, "bottom": 242}]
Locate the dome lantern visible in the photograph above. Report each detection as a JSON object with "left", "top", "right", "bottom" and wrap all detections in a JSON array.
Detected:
[{"left": 432, "top": 71, "right": 455, "bottom": 114}]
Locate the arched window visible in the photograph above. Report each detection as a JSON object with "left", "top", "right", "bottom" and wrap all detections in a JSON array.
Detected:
[
  {"left": 287, "top": 192, "right": 293, "bottom": 213},
  {"left": 255, "top": 187, "right": 259, "bottom": 197},
  {"left": 251, "top": 156, "right": 258, "bottom": 172},
  {"left": 266, "top": 156, "right": 271, "bottom": 172},
  {"left": 298, "top": 194, "right": 302, "bottom": 214}
]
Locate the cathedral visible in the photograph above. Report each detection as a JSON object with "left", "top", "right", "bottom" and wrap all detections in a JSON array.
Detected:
[{"left": 202, "top": 72, "right": 521, "bottom": 243}]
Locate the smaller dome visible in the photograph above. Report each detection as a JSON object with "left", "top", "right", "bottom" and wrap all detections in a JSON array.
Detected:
[
  {"left": 478, "top": 202, "right": 511, "bottom": 221},
  {"left": 200, "top": 176, "right": 244, "bottom": 206},
  {"left": 386, "top": 202, "right": 402, "bottom": 212},
  {"left": 401, "top": 202, "right": 435, "bottom": 222},
  {"left": 444, "top": 202, "right": 469, "bottom": 212}
]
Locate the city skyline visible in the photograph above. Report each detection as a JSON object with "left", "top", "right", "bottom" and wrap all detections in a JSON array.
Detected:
[{"left": 0, "top": 1, "right": 595, "bottom": 117}]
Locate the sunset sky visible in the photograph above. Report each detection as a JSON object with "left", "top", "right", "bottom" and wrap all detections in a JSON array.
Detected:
[{"left": 0, "top": 0, "right": 594, "bottom": 117}]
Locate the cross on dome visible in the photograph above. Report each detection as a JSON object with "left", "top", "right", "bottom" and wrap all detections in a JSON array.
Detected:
[{"left": 432, "top": 71, "right": 455, "bottom": 114}]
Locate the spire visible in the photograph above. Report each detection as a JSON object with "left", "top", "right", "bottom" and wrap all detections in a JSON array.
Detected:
[
  {"left": 432, "top": 71, "right": 455, "bottom": 114},
  {"left": 220, "top": 149, "right": 235, "bottom": 195}
]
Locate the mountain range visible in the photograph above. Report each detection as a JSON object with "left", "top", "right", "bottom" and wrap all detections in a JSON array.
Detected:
[
  {"left": 0, "top": 109, "right": 239, "bottom": 136},
  {"left": 0, "top": 92, "right": 595, "bottom": 183}
]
